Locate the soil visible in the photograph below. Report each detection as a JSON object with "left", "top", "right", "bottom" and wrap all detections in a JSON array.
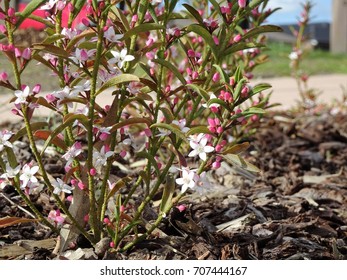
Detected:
[{"left": 0, "top": 108, "right": 346, "bottom": 260}]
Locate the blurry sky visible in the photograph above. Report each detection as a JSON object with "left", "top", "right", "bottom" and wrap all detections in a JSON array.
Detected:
[{"left": 266, "top": 0, "right": 332, "bottom": 24}]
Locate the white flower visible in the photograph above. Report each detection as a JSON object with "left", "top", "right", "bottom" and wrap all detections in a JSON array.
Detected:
[
  {"left": 53, "top": 86, "right": 78, "bottom": 108},
  {"left": 172, "top": 119, "right": 189, "bottom": 133},
  {"left": 40, "top": 0, "right": 58, "bottom": 10},
  {"left": 188, "top": 134, "right": 214, "bottom": 161},
  {"left": 20, "top": 164, "right": 39, "bottom": 189},
  {"left": 93, "top": 146, "right": 114, "bottom": 168},
  {"left": 1, "top": 163, "right": 20, "bottom": 179},
  {"left": 108, "top": 48, "right": 135, "bottom": 69},
  {"left": 176, "top": 168, "right": 197, "bottom": 193},
  {"left": 52, "top": 178, "right": 74, "bottom": 195},
  {"left": 71, "top": 80, "right": 91, "bottom": 95},
  {"left": 62, "top": 142, "right": 83, "bottom": 167},
  {"left": 14, "top": 86, "right": 30, "bottom": 105},
  {"left": 61, "top": 28, "right": 78, "bottom": 40},
  {"left": 289, "top": 51, "right": 299, "bottom": 60},
  {"left": 0, "top": 130, "right": 13, "bottom": 151},
  {"left": 156, "top": 127, "right": 171, "bottom": 137},
  {"left": 70, "top": 48, "right": 96, "bottom": 66},
  {"left": 104, "top": 27, "right": 123, "bottom": 43},
  {"left": 0, "top": 164, "right": 20, "bottom": 189},
  {"left": 194, "top": 172, "right": 212, "bottom": 194}
]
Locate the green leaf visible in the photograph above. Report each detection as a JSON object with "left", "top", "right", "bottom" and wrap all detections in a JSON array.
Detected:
[
  {"left": 40, "top": 114, "right": 89, "bottom": 156},
  {"left": 110, "top": 118, "right": 151, "bottom": 133},
  {"left": 249, "top": 0, "right": 266, "bottom": 9},
  {"left": 26, "top": 14, "right": 54, "bottom": 29},
  {"left": 69, "top": 0, "right": 87, "bottom": 25},
  {"left": 42, "top": 34, "right": 65, "bottom": 44},
  {"left": 122, "top": 23, "right": 164, "bottom": 41},
  {"left": 183, "top": 4, "right": 204, "bottom": 26},
  {"left": 243, "top": 25, "right": 283, "bottom": 41},
  {"left": 187, "top": 126, "right": 212, "bottom": 136},
  {"left": 106, "top": 177, "right": 132, "bottom": 202},
  {"left": 213, "top": 64, "right": 229, "bottom": 84},
  {"left": 11, "top": 122, "right": 48, "bottom": 143},
  {"left": 66, "top": 30, "right": 95, "bottom": 52},
  {"left": 186, "top": 84, "right": 209, "bottom": 101},
  {"left": 151, "top": 123, "right": 188, "bottom": 143},
  {"left": 207, "top": 98, "right": 231, "bottom": 112},
  {"left": 160, "top": 174, "right": 176, "bottom": 213},
  {"left": 234, "top": 66, "right": 243, "bottom": 83},
  {"left": 249, "top": 83, "right": 272, "bottom": 97},
  {"left": 223, "top": 42, "right": 264, "bottom": 56},
  {"left": 168, "top": 0, "right": 179, "bottom": 14},
  {"left": 209, "top": 0, "right": 222, "bottom": 16},
  {"left": 243, "top": 107, "right": 266, "bottom": 115},
  {"left": 221, "top": 154, "right": 260, "bottom": 173},
  {"left": 15, "top": 0, "right": 47, "bottom": 29},
  {"left": 152, "top": 58, "right": 186, "bottom": 85},
  {"left": 186, "top": 24, "right": 218, "bottom": 59},
  {"left": 32, "top": 43, "right": 70, "bottom": 59},
  {"left": 137, "top": 151, "right": 160, "bottom": 177},
  {"left": 97, "top": 74, "right": 140, "bottom": 95},
  {"left": 111, "top": 6, "right": 130, "bottom": 31},
  {"left": 233, "top": 78, "right": 248, "bottom": 102},
  {"left": 32, "top": 54, "right": 59, "bottom": 74},
  {"left": 222, "top": 142, "right": 250, "bottom": 155}
]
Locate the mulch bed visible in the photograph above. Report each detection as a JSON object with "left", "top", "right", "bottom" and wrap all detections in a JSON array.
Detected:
[{"left": 1, "top": 108, "right": 346, "bottom": 260}]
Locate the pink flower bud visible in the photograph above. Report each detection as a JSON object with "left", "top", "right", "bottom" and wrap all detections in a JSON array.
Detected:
[
  {"left": 82, "top": 18, "right": 90, "bottom": 27},
  {"left": 238, "top": 0, "right": 247, "bottom": 8},
  {"left": 67, "top": 2, "right": 74, "bottom": 12},
  {"left": 131, "top": 14, "right": 138, "bottom": 23},
  {"left": 144, "top": 128, "right": 152, "bottom": 137},
  {"left": 84, "top": 214, "right": 89, "bottom": 222},
  {"left": 103, "top": 217, "right": 110, "bottom": 224},
  {"left": 0, "top": 13, "right": 5, "bottom": 20},
  {"left": 216, "top": 127, "right": 223, "bottom": 134},
  {"left": 187, "top": 49, "right": 195, "bottom": 57},
  {"left": 15, "top": 48, "right": 21, "bottom": 58},
  {"left": 212, "top": 161, "right": 221, "bottom": 169},
  {"left": 71, "top": 179, "right": 78, "bottom": 186},
  {"left": 213, "top": 35, "right": 219, "bottom": 45},
  {"left": 8, "top": 8, "right": 15, "bottom": 17},
  {"left": 120, "top": 205, "right": 125, "bottom": 212},
  {"left": 212, "top": 72, "right": 220, "bottom": 82},
  {"left": 110, "top": 241, "right": 115, "bottom": 248},
  {"left": 33, "top": 84, "right": 41, "bottom": 94},
  {"left": 99, "top": 132, "right": 109, "bottom": 141},
  {"left": 78, "top": 181, "right": 86, "bottom": 190},
  {"left": 241, "top": 86, "right": 249, "bottom": 98},
  {"left": 119, "top": 150, "right": 127, "bottom": 158},
  {"left": 0, "top": 25, "right": 6, "bottom": 33},
  {"left": 22, "top": 47, "right": 31, "bottom": 60},
  {"left": 11, "top": 109, "right": 19, "bottom": 115},
  {"left": 45, "top": 94, "right": 56, "bottom": 102},
  {"left": 215, "top": 144, "right": 222, "bottom": 152},
  {"left": 0, "top": 71, "right": 8, "bottom": 81},
  {"left": 90, "top": 168, "right": 97, "bottom": 176},
  {"left": 192, "top": 71, "right": 199, "bottom": 79},
  {"left": 233, "top": 34, "right": 242, "bottom": 43},
  {"left": 56, "top": 0, "right": 65, "bottom": 11},
  {"left": 177, "top": 204, "right": 186, "bottom": 212},
  {"left": 251, "top": 114, "right": 259, "bottom": 122}
]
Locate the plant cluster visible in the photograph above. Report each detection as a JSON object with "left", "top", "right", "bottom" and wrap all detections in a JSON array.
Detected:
[{"left": 0, "top": 0, "right": 280, "bottom": 251}]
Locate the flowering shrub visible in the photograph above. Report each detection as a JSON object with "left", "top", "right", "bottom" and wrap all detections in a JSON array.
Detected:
[
  {"left": 288, "top": 0, "right": 320, "bottom": 109},
  {"left": 0, "top": 0, "right": 280, "bottom": 251}
]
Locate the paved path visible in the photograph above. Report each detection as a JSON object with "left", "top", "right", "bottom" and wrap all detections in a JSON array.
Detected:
[{"left": 1, "top": 74, "right": 346, "bottom": 124}]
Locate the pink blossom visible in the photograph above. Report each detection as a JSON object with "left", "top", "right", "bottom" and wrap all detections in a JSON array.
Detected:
[
  {"left": 0, "top": 25, "right": 6, "bottom": 33},
  {"left": 233, "top": 34, "right": 242, "bottom": 43},
  {"left": 22, "top": 48, "right": 31, "bottom": 60},
  {"left": 238, "top": 0, "right": 247, "bottom": 8},
  {"left": 0, "top": 71, "right": 8, "bottom": 82},
  {"left": 48, "top": 209, "right": 65, "bottom": 226},
  {"left": 212, "top": 72, "right": 220, "bottom": 82}
]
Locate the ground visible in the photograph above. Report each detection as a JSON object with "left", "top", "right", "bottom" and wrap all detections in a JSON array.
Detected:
[{"left": 1, "top": 108, "right": 346, "bottom": 260}]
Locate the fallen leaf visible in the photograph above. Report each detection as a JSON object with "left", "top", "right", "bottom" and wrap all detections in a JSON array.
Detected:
[{"left": 0, "top": 216, "right": 38, "bottom": 228}]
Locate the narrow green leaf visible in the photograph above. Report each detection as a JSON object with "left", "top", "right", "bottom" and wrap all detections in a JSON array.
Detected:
[
  {"left": 213, "top": 64, "right": 229, "bottom": 84},
  {"left": 15, "top": 0, "right": 46, "bottom": 29},
  {"left": 26, "top": 14, "right": 54, "bottom": 29},
  {"left": 32, "top": 43, "right": 70, "bottom": 59},
  {"left": 249, "top": 0, "right": 266, "bottom": 9},
  {"left": 223, "top": 42, "right": 264, "bottom": 56},
  {"left": 222, "top": 142, "right": 250, "bottom": 155},
  {"left": 152, "top": 58, "right": 186, "bottom": 85},
  {"left": 69, "top": 0, "right": 87, "bottom": 25},
  {"left": 234, "top": 66, "right": 243, "bottom": 83},
  {"left": 123, "top": 23, "right": 164, "bottom": 41},
  {"left": 42, "top": 34, "right": 65, "bottom": 44},
  {"left": 183, "top": 4, "right": 205, "bottom": 26},
  {"left": 186, "top": 24, "right": 218, "bottom": 59},
  {"left": 209, "top": 0, "right": 222, "bottom": 16},
  {"left": 243, "top": 25, "right": 283, "bottom": 41},
  {"left": 221, "top": 154, "right": 260, "bottom": 173},
  {"left": 151, "top": 123, "right": 188, "bottom": 143},
  {"left": 106, "top": 177, "right": 132, "bottom": 202},
  {"left": 186, "top": 84, "right": 210, "bottom": 101},
  {"left": 11, "top": 122, "right": 48, "bottom": 143},
  {"left": 233, "top": 78, "right": 248, "bottom": 101},
  {"left": 97, "top": 74, "right": 140, "bottom": 95},
  {"left": 137, "top": 151, "right": 160, "bottom": 177},
  {"left": 160, "top": 174, "right": 176, "bottom": 213},
  {"left": 207, "top": 98, "right": 231, "bottom": 112},
  {"left": 110, "top": 118, "right": 151, "bottom": 133},
  {"left": 251, "top": 83, "right": 272, "bottom": 95},
  {"left": 40, "top": 114, "right": 89, "bottom": 156},
  {"left": 187, "top": 126, "right": 212, "bottom": 136},
  {"left": 111, "top": 6, "right": 130, "bottom": 31}
]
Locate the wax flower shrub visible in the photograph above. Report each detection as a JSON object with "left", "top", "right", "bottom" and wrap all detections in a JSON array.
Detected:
[
  {"left": 288, "top": 0, "right": 320, "bottom": 110},
  {"left": 0, "top": 0, "right": 281, "bottom": 252}
]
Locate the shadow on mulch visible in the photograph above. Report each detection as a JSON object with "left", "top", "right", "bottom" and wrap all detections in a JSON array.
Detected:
[{"left": 1, "top": 109, "right": 346, "bottom": 260}]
